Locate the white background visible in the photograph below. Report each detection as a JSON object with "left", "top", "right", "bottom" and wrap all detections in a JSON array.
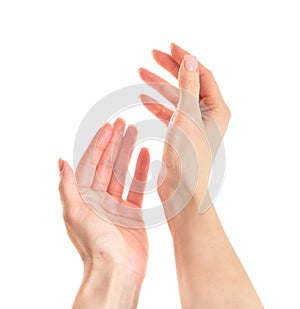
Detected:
[{"left": 1, "top": 0, "right": 299, "bottom": 308}]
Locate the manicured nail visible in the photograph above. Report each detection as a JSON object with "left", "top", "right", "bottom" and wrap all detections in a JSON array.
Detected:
[
  {"left": 58, "top": 158, "right": 64, "bottom": 172},
  {"left": 184, "top": 55, "right": 198, "bottom": 71}
]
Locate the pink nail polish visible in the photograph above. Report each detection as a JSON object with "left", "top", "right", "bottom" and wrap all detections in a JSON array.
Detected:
[{"left": 184, "top": 55, "right": 198, "bottom": 71}]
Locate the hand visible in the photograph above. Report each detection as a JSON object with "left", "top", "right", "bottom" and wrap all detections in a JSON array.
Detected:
[
  {"left": 139, "top": 44, "right": 263, "bottom": 308},
  {"left": 58, "top": 119, "right": 150, "bottom": 308},
  {"left": 139, "top": 43, "right": 231, "bottom": 220},
  {"left": 139, "top": 42, "right": 230, "bottom": 135}
]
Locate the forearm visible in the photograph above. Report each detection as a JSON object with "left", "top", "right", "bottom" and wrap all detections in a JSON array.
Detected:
[
  {"left": 72, "top": 262, "right": 142, "bottom": 309},
  {"left": 170, "top": 202, "right": 263, "bottom": 309}
]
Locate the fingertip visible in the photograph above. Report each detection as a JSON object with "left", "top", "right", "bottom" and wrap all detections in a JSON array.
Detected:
[
  {"left": 59, "top": 160, "right": 76, "bottom": 184},
  {"left": 138, "top": 67, "right": 149, "bottom": 80},
  {"left": 105, "top": 122, "right": 113, "bottom": 130},
  {"left": 139, "top": 93, "right": 153, "bottom": 103},
  {"left": 179, "top": 54, "right": 200, "bottom": 85},
  {"left": 114, "top": 117, "right": 122, "bottom": 125},
  {"left": 183, "top": 55, "right": 198, "bottom": 72},
  {"left": 139, "top": 93, "right": 145, "bottom": 100},
  {"left": 151, "top": 49, "right": 162, "bottom": 60},
  {"left": 139, "top": 94, "right": 157, "bottom": 114},
  {"left": 113, "top": 118, "right": 126, "bottom": 133},
  {"left": 60, "top": 160, "right": 72, "bottom": 174},
  {"left": 59, "top": 159, "right": 76, "bottom": 179},
  {"left": 138, "top": 67, "right": 147, "bottom": 80},
  {"left": 103, "top": 122, "right": 113, "bottom": 136},
  {"left": 126, "top": 124, "right": 138, "bottom": 136},
  {"left": 138, "top": 67, "right": 145, "bottom": 74},
  {"left": 140, "top": 147, "right": 149, "bottom": 157},
  {"left": 170, "top": 42, "right": 181, "bottom": 53},
  {"left": 151, "top": 49, "right": 158, "bottom": 56},
  {"left": 58, "top": 158, "right": 64, "bottom": 172},
  {"left": 138, "top": 147, "right": 150, "bottom": 170}
]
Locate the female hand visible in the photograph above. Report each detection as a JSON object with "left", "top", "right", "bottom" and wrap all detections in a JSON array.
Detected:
[
  {"left": 139, "top": 43, "right": 231, "bottom": 219},
  {"left": 139, "top": 43, "right": 230, "bottom": 135},
  {"left": 58, "top": 119, "right": 150, "bottom": 308},
  {"left": 139, "top": 44, "right": 263, "bottom": 309}
]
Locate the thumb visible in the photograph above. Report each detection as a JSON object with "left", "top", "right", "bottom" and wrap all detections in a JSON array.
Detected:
[
  {"left": 176, "top": 55, "right": 201, "bottom": 119},
  {"left": 58, "top": 159, "right": 82, "bottom": 212}
]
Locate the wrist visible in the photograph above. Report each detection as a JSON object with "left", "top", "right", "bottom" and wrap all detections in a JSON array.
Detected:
[
  {"left": 76, "top": 261, "right": 142, "bottom": 309},
  {"left": 106, "top": 265, "right": 143, "bottom": 309},
  {"left": 160, "top": 182, "right": 211, "bottom": 221},
  {"left": 163, "top": 192, "right": 212, "bottom": 236}
]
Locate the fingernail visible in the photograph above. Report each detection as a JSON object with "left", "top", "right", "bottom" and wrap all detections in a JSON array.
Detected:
[
  {"left": 58, "top": 158, "right": 64, "bottom": 172},
  {"left": 184, "top": 55, "right": 198, "bottom": 71}
]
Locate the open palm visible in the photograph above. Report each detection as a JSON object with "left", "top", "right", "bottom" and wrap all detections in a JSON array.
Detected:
[{"left": 59, "top": 118, "right": 150, "bottom": 279}]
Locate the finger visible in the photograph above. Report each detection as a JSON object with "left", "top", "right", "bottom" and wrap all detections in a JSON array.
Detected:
[
  {"left": 93, "top": 118, "right": 125, "bottom": 191},
  {"left": 58, "top": 159, "right": 82, "bottom": 214},
  {"left": 152, "top": 49, "right": 179, "bottom": 78},
  {"left": 177, "top": 55, "right": 201, "bottom": 118},
  {"left": 127, "top": 148, "right": 150, "bottom": 208},
  {"left": 140, "top": 94, "right": 173, "bottom": 125},
  {"left": 170, "top": 43, "right": 223, "bottom": 103},
  {"left": 75, "top": 123, "right": 112, "bottom": 188},
  {"left": 170, "top": 42, "right": 208, "bottom": 71},
  {"left": 107, "top": 125, "right": 138, "bottom": 198},
  {"left": 138, "top": 67, "right": 179, "bottom": 106}
]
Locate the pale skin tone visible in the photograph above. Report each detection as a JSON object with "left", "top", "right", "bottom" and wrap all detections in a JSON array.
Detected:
[
  {"left": 59, "top": 120, "right": 150, "bottom": 308},
  {"left": 58, "top": 43, "right": 263, "bottom": 308},
  {"left": 139, "top": 43, "right": 263, "bottom": 308}
]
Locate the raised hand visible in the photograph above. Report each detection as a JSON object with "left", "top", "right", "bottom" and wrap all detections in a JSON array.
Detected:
[
  {"left": 139, "top": 42, "right": 230, "bottom": 135},
  {"left": 139, "top": 44, "right": 231, "bottom": 216},
  {"left": 138, "top": 44, "right": 263, "bottom": 308},
  {"left": 58, "top": 119, "right": 150, "bottom": 308}
]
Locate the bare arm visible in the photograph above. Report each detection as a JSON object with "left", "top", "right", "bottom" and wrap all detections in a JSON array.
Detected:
[
  {"left": 139, "top": 43, "right": 263, "bottom": 308},
  {"left": 72, "top": 262, "right": 142, "bottom": 309}
]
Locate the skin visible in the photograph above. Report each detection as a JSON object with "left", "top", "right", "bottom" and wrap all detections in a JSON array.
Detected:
[
  {"left": 58, "top": 119, "right": 150, "bottom": 308},
  {"left": 138, "top": 43, "right": 264, "bottom": 308},
  {"left": 58, "top": 43, "right": 264, "bottom": 308}
]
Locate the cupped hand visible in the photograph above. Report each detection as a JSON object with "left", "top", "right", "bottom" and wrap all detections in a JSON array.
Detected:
[
  {"left": 139, "top": 43, "right": 231, "bottom": 219},
  {"left": 58, "top": 119, "right": 150, "bottom": 279}
]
